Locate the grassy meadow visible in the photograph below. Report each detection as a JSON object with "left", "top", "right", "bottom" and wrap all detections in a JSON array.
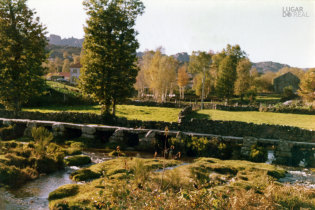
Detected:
[
  {"left": 23, "top": 104, "right": 314, "bottom": 130},
  {"left": 195, "top": 110, "right": 315, "bottom": 130},
  {"left": 23, "top": 105, "right": 182, "bottom": 122}
]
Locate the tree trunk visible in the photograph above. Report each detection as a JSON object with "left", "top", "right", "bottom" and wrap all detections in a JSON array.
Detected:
[
  {"left": 182, "top": 87, "right": 185, "bottom": 100},
  {"left": 13, "top": 99, "right": 21, "bottom": 117},
  {"left": 201, "top": 69, "right": 205, "bottom": 110},
  {"left": 112, "top": 99, "right": 116, "bottom": 116}
]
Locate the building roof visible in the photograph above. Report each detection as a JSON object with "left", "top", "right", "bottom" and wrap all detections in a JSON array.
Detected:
[
  {"left": 70, "top": 63, "right": 82, "bottom": 68},
  {"left": 273, "top": 72, "right": 300, "bottom": 83},
  {"left": 58, "top": 72, "right": 71, "bottom": 78}
]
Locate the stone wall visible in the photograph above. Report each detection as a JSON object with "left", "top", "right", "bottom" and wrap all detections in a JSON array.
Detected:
[{"left": 0, "top": 109, "right": 314, "bottom": 142}]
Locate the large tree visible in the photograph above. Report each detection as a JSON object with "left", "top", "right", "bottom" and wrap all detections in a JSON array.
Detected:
[
  {"left": 216, "top": 56, "right": 236, "bottom": 101},
  {"left": 234, "top": 58, "right": 252, "bottom": 100},
  {"left": 0, "top": 0, "right": 47, "bottom": 114},
  {"left": 189, "top": 51, "right": 212, "bottom": 109},
  {"left": 177, "top": 64, "right": 189, "bottom": 99},
  {"left": 215, "top": 44, "right": 246, "bottom": 102},
  {"left": 80, "top": 0, "right": 144, "bottom": 115},
  {"left": 144, "top": 49, "right": 178, "bottom": 102},
  {"left": 298, "top": 68, "right": 315, "bottom": 103}
]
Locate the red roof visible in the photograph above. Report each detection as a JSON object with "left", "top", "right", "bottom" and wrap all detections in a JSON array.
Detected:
[{"left": 58, "top": 72, "right": 70, "bottom": 78}]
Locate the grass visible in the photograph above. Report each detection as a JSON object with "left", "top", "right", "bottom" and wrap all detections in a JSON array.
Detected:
[
  {"left": 23, "top": 105, "right": 182, "bottom": 122},
  {"left": 49, "top": 157, "right": 315, "bottom": 209},
  {"left": 24, "top": 104, "right": 314, "bottom": 130},
  {"left": 195, "top": 110, "right": 315, "bottom": 130}
]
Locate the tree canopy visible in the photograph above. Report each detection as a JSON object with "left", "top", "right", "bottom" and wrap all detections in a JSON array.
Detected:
[
  {"left": 0, "top": 0, "right": 47, "bottom": 114},
  {"left": 79, "top": 0, "right": 145, "bottom": 115}
]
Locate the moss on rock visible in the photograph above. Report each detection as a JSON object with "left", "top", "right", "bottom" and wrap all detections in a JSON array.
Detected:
[
  {"left": 64, "top": 155, "right": 91, "bottom": 166},
  {"left": 48, "top": 184, "right": 79, "bottom": 200}
]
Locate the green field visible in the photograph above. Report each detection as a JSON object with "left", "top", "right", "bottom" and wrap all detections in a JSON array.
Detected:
[
  {"left": 23, "top": 105, "right": 314, "bottom": 130},
  {"left": 195, "top": 109, "right": 315, "bottom": 130},
  {"left": 23, "top": 105, "right": 182, "bottom": 122}
]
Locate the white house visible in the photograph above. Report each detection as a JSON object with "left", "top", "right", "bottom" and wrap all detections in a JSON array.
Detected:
[{"left": 69, "top": 63, "right": 82, "bottom": 84}]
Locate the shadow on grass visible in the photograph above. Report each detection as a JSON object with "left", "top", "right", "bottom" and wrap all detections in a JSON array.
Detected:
[{"left": 187, "top": 112, "right": 211, "bottom": 120}]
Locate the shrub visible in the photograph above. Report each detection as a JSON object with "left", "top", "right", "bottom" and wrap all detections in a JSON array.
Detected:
[
  {"left": 0, "top": 163, "right": 28, "bottom": 187},
  {"left": 35, "top": 156, "right": 59, "bottom": 174},
  {"left": 0, "top": 125, "right": 21, "bottom": 140},
  {"left": 249, "top": 144, "right": 267, "bottom": 162},
  {"left": 64, "top": 155, "right": 91, "bottom": 166},
  {"left": 132, "top": 158, "right": 149, "bottom": 188},
  {"left": 32, "top": 127, "right": 53, "bottom": 155},
  {"left": 48, "top": 184, "right": 79, "bottom": 200},
  {"left": 5, "top": 153, "right": 28, "bottom": 168},
  {"left": 281, "top": 86, "right": 297, "bottom": 102}
]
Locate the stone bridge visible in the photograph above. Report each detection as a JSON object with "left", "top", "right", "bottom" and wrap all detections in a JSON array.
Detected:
[{"left": 0, "top": 118, "right": 314, "bottom": 165}]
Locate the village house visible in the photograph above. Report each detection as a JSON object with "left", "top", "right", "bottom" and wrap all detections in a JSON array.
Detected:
[
  {"left": 273, "top": 72, "right": 300, "bottom": 93},
  {"left": 69, "top": 63, "right": 82, "bottom": 84}
]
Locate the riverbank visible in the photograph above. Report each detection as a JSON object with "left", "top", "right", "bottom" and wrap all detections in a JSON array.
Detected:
[{"left": 49, "top": 157, "right": 315, "bottom": 209}]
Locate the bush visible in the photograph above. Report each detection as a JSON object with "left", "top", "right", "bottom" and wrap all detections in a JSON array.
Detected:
[
  {"left": 0, "top": 163, "right": 28, "bottom": 187},
  {"left": 32, "top": 127, "right": 53, "bottom": 155},
  {"left": 35, "top": 156, "right": 59, "bottom": 174},
  {"left": 64, "top": 155, "right": 91, "bottom": 166},
  {"left": 0, "top": 125, "right": 24, "bottom": 140},
  {"left": 281, "top": 86, "right": 297, "bottom": 102},
  {"left": 169, "top": 137, "right": 233, "bottom": 159},
  {"left": 48, "top": 184, "right": 79, "bottom": 200},
  {"left": 249, "top": 144, "right": 267, "bottom": 162},
  {"left": 5, "top": 153, "right": 28, "bottom": 168}
]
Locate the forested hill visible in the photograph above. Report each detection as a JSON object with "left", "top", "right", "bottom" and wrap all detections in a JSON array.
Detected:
[
  {"left": 251, "top": 61, "right": 290, "bottom": 73},
  {"left": 47, "top": 34, "right": 303, "bottom": 72}
]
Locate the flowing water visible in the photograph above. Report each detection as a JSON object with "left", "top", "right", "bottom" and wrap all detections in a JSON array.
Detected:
[
  {"left": 0, "top": 150, "right": 111, "bottom": 210},
  {"left": 0, "top": 150, "right": 314, "bottom": 210}
]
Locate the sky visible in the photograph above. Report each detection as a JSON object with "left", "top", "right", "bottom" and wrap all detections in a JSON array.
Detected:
[{"left": 27, "top": 0, "right": 315, "bottom": 68}]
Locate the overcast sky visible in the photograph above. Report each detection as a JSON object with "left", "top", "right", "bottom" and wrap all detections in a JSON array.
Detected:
[{"left": 27, "top": 0, "right": 315, "bottom": 68}]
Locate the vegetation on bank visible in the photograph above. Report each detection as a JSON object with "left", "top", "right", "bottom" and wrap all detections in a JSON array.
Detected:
[
  {"left": 49, "top": 157, "right": 315, "bottom": 210},
  {"left": 0, "top": 126, "right": 84, "bottom": 188},
  {"left": 23, "top": 104, "right": 315, "bottom": 129}
]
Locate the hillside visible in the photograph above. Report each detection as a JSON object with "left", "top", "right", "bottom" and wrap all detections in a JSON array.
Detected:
[
  {"left": 46, "top": 35, "right": 301, "bottom": 72},
  {"left": 252, "top": 61, "right": 290, "bottom": 73},
  {"left": 48, "top": 34, "right": 84, "bottom": 47}
]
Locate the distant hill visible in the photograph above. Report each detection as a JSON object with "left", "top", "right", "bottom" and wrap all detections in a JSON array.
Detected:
[
  {"left": 47, "top": 44, "right": 81, "bottom": 59},
  {"left": 251, "top": 61, "right": 290, "bottom": 73},
  {"left": 48, "top": 34, "right": 84, "bottom": 48},
  {"left": 46, "top": 36, "right": 306, "bottom": 72}
]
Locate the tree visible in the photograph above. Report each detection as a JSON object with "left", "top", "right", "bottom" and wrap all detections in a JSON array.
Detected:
[
  {"left": 0, "top": 0, "right": 47, "bottom": 114},
  {"left": 216, "top": 56, "right": 236, "bottom": 101},
  {"left": 80, "top": 0, "right": 145, "bottom": 115},
  {"left": 189, "top": 51, "right": 212, "bottom": 109},
  {"left": 193, "top": 72, "right": 211, "bottom": 99},
  {"left": 62, "top": 59, "right": 70, "bottom": 73},
  {"left": 144, "top": 49, "right": 178, "bottom": 102},
  {"left": 135, "top": 50, "right": 154, "bottom": 98},
  {"left": 215, "top": 45, "right": 247, "bottom": 102},
  {"left": 254, "top": 71, "right": 276, "bottom": 93},
  {"left": 177, "top": 64, "right": 189, "bottom": 99},
  {"left": 277, "top": 67, "right": 305, "bottom": 80},
  {"left": 298, "top": 68, "right": 315, "bottom": 103},
  {"left": 234, "top": 58, "right": 251, "bottom": 100}
]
